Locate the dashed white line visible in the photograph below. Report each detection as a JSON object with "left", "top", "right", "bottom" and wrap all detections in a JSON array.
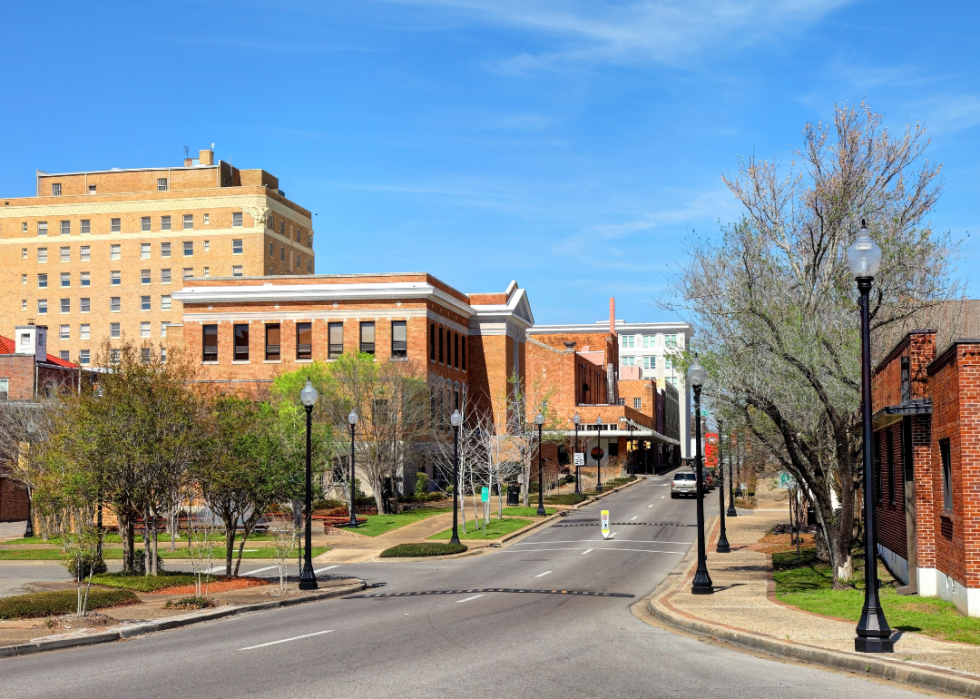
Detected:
[
  {"left": 204, "top": 565, "right": 225, "bottom": 574},
  {"left": 243, "top": 565, "right": 277, "bottom": 576},
  {"left": 648, "top": 505, "right": 654, "bottom": 508},
  {"left": 535, "top": 570, "right": 553, "bottom": 578},
  {"left": 456, "top": 594, "right": 484, "bottom": 603},
  {"left": 660, "top": 496, "right": 666, "bottom": 499},
  {"left": 581, "top": 549, "right": 593, "bottom": 555},
  {"left": 631, "top": 516, "right": 637, "bottom": 521},
  {"left": 314, "top": 565, "right": 339, "bottom": 574},
  {"left": 240, "top": 629, "right": 334, "bottom": 650},
  {"left": 514, "top": 539, "right": 691, "bottom": 546}
]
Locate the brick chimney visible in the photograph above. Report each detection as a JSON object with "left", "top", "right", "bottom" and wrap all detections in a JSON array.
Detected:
[
  {"left": 199, "top": 149, "right": 214, "bottom": 166},
  {"left": 609, "top": 297, "right": 616, "bottom": 335}
]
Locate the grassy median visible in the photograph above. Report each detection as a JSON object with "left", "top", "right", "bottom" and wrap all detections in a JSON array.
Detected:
[
  {"left": 428, "top": 518, "right": 531, "bottom": 541},
  {"left": 0, "top": 589, "right": 140, "bottom": 620}
]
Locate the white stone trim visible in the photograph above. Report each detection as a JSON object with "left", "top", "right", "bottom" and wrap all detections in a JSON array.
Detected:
[
  {"left": 877, "top": 543, "right": 909, "bottom": 586},
  {"left": 929, "top": 568, "right": 980, "bottom": 617}
]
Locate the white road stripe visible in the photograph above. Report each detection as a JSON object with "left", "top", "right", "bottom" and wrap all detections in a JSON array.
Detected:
[
  {"left": 631, "top": 516, "right": 637, "bottom": 521},
  {"left": 243, "top": 565, "right": 278, "bottom": 576},
  {"left": 240, "top": 629, "right": 334, "bottom": 650},
  {"left": 456, "top": 594, "right": 484, "bottom": 603},
  {"left": 648, "top": 505, "right": 653, "bottom": 508},
  {"left": 581, "top": 549, "right": 593, "bottom": 555},
  {"left": 502, "top": 547, "right": 683, "bottom": 555},
  {"left": 204, "top": 566, "right": 225, "bottom": 574},
  {"left": 661, "top": 496, "right": 666, "bottom": 499},
  {"left": 535, "top": 570, "right": 553, "bottom": 578},
  {"left": 314, "top": 565, "right": 339, "bottom": 574},
  {"left": 514, "top": 539, "right": 691, "bottom": 546}
]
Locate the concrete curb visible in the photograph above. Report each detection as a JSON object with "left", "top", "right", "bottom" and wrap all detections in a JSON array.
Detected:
[
  {"left": 646, "top": 518, "right": 980, "bottom": 697},
  {"left": 0, "top": 581, "right": 365, "bottom": 660}
]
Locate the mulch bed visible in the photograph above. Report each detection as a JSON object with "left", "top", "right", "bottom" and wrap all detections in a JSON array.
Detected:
[{"left": 149, "top": 577, "right": 270, "bottom": 595}]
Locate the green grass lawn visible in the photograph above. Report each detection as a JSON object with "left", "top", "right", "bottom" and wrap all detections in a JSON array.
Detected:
[
  {"left": 90, "top": 571, "right": 214, "bottom": 592},
  {"left": 380, "top": 542, "right": 467, "bottom": 558},
  {"left": 501, "top": 506, "right": 556, "bottom": 517},
  {"left": 3, "top": 532, "right": 274, "bottom": 546},
  {"left": 774, "top": 546, "right": 980, "bottom": 645},
  {"left": 0, "top": 547, "right": 327, "bottom": 561},
  {"left": 350, "top": 508, "right": 451, "bottom": 537},
  {"left": 428, "top": 518, "right": 532, "bottom": 540}
]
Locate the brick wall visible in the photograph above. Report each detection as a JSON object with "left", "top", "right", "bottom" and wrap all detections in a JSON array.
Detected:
[
  {"left": 0, "top": 476, "right": 29, "bottom": 522},
  {"left": 0, "top": 355, "right": 37, "bottom": 400}
]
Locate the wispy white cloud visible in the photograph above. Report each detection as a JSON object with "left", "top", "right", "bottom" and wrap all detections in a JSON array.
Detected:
[{"left": 380, "top": 0, "right": 856, "bottom": 69}]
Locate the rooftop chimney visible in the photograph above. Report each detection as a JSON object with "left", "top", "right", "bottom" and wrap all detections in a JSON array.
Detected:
[
  {"left": 609, "top": 298, "right": 616, "bottom": 335},
  {"left": 199, "top": 149, "right": 214, "bottom": 166}
]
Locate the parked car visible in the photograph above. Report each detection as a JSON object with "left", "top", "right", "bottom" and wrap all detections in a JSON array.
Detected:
[{"left": 671, "top": 471, "right": 697, "bottom": 498}]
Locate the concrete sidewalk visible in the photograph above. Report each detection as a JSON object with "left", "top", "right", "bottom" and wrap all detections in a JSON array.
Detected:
[{"left": 649, "top": 488, "right": 980, "bottom": 695}]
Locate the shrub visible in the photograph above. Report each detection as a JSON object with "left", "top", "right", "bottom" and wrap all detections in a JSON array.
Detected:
[
  {"left": 66, "top": 555, "right": 107, "bottom": 579},
  {"left": 380, "top": 542, "right": 467, "bottom": 558},
  {"left": 414, "top": 472, "right": 429, "bottom": 497},
  {"left": 91, "top": 571, "right": 208, "bottom": 592},
  {"left": 0, "top": 589, "right": 139, "bottom": 620},
  {"left": 164, "top": 596, "right": 216, "bottom": 610},
  {"left": 546, "top": 493, "right": 587, "bottom": 505}
]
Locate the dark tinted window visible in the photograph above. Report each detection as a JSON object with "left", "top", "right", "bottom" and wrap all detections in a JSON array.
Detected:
[
  {"left": 360, "top": 322, "right": 375, "bottom": 355},
  {"left": 391, "top": 321, "right": 407, "bottom": 358},
  {"left": 328, "top": 322, "right": 344, "bottom": 359},
  {"left": 234, "top": 324, "right": 249, "bottom": 361},
  {"left": 296, "top": 322, "right": 312, "bottom": 360},
  {"left": 202, "top": 325, "right": 218, "bottom": 362},
  {"left": 265, "top": 324, "right": 280, "bottom": 361}
]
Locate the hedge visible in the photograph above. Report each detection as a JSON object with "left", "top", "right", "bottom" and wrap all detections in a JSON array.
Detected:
[
  {"left": 380, "top": 542, "right": 467, "bottom": 558},
  {"left": 0, "top": 589, "right": 140, "bottom": 620}
]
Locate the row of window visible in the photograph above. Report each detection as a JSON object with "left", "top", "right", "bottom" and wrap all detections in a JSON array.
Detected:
[
  {"left": 50, "top": 179, "right": 170, "bottom": 197},
  {"left": 55, "top": 321, "right": 172, "bottom": 341},
  {"left": 25, "top": 295, "right": 173, "bottom": 314},
  {"left": 619, "top": 333, "right": 680, "bottom": 349},
  {"left": 203, "top": 321, "right": 408, "bottom": 363},
  {"left": 265, "top": 214, "right": 311, "bottom": 247},
  {"left": 428, "top": 323, "right": 466, "bottom": 371},
  {"left": 53, "top": 347, "right": 167, "bottom": 366},
  {"left": 26, "top": 239, "right": 244, "bottom": 263},
  {"left": 28, "top": 265, "right": 243, "bottom": 288},
  {"left": 621, "top": 356, "right": 671, "bottom": 370},
  {"left": 267, "top": 242, "right": 309, "bottom": 271},
  {"left": 21, "top": 212, "right": 243, "bottom": 237}
]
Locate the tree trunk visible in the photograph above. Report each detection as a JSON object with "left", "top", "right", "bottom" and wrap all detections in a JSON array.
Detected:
[
  {"left": 224, "top": 518, "right": 237, "bottom": 578},
  {"left": 150, "top": 504, "right": 159, "bottom": 577}
]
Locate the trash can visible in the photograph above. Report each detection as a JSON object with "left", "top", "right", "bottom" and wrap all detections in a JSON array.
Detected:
[{"left": 506, "top": 484, "right": 520, "bottom": 506}]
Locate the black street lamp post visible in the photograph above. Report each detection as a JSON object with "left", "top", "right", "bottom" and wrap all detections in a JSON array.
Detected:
[
  {"left": 688, "top": 357, "right": 713, "bottom": 595},
  {"left": 726, "top": 425, "right": 738, "bottom": 518},
  {"left": 849, "top": 220, "right": 893, "bottom": 653},
  {"left": 573, "top": 413, "right": 581, "bottom": 495},
  {"left": 347, "top": 409, "right": 359, "bottom": 528},
  {"left": 299, "top": 380, "right": 319, "bottom": 591},
  {"left": 450, "top": 409, "right": 462, "bottom": 544},
  {"left": 595, "top": 416, "right": 604, "bottom": 493},
  {"left": 535, "top": 412, "right": 546, "bottom": 516},
  {"left": 716, "top": 419, "right": 730, "bottom": 553}
]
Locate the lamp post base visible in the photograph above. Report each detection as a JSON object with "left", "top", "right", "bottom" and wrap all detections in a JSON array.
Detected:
[
  {"left": 716, "top": 538, "right": 731, "bottom": 554},
  {"left": 298, "top": 565, "right": 318, "bottom": 591},
  {"left": 855, "top": 636, "right": 894, "bottom": 653},
  {"left": 595, "top": 485, "right": 603, "bottom": 493},
  {"left": 726, "top": 505, "right": 738, "bottom": 518},
  {"left": 692, "top": 568, "right": 714, "bottom": 595}
]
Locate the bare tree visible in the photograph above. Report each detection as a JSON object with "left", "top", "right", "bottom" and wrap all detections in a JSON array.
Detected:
[{"left": 664, "top": 102, "right": 961, "bottom": 587}]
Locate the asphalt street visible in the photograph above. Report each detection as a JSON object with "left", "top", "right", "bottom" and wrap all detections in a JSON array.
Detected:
[{"left": 0, "top": 476, "right": 926, "bottom": 698}]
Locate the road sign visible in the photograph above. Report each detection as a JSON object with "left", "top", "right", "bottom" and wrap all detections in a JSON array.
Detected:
[
  {"left": 601, "top": 510, "right": 610, "bottom": 538},
  {"left": 776, "top": 472, "right": 796, "bottom": 490},
  {"left": 518, "top": 475, "right": 524, "bottom": 484},
  {"left": 574, "top": 452, "right": 585, "bottom": 466},
  {"left": 480, "top": 486, "right": 490, "bottom": 503},
  {"left": 591, "top": 447, "right": 605, "bottom": 460}
]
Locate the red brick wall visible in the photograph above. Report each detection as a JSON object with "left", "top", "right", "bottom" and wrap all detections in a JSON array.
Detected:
[
  {"left": 873, "top": 331, "right": 936, "bottom": 411},
  {"left": 0, "top": 355, "right": 37, "bottom": 400},
  {"left": 0, "top": 476, "right": 29, "bottom": 522}
]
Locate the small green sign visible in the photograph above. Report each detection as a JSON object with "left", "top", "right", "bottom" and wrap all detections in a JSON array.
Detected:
[{"left": 481, "top": 486, "right": 490, "bottom": 503}]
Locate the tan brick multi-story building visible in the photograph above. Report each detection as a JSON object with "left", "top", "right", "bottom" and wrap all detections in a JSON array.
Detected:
[{"left": 0, "top": 149, "right": 315, "bottom": 365}]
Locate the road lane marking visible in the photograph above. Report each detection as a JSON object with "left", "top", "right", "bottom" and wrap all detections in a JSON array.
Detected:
[
  {"left": 501, "top": 547, "right": 686, "bottom": 555},
  {"left": 204, "top": 566, "right": 225, "bottom": 574},
  {"left": 581, "top": 549, "right": 593, "bottom": 555},
  {"left": 240, "top": 629, "right": 334, "bottom": 650},
  {"left": 607, "top": 532, "right": 616, "bottom": 539},
  {"left": 514, "top": 539, "right": 691, "bottom": 546},
  {"left": 661, "top": 496, "right": 665, "bottom": 499},
  {"left": 631, "top": 516, "right": 637, "bottom": 521},
  {"left": 648, "top": 505, "right": 653, "bottom": 508},
  {"left": 314, "top": 565, "right": 339, "bottom": 574},
  {"left": 456, "top": 594, "right": 484, "bottom": 603},
  {"left": 243, "top": 565, "right": 277, "bottom": 576},
  {"left": 535, "top": 570, "right": 553, "bottom": 578}
]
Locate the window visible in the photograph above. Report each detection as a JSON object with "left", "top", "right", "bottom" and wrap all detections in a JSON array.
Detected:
[
  {"left": 307, "top": 260, "right": 311, "bottom": 273},
  {"left": 60, "top": 298, "right": 70, "bottom": 313},
  {"left": 0, "top": 378, "right": 7, "bottom": 400},
  {"left": 232, "top": 266, "right": 243, "bottom": 277},
  {"left": 61, "top": 272, "right": 70, "bottom": 287},
  {"left": 643, "top": 335, "right": 655, "bottom": 349},
  {"left": 158, "top": 178, "right": 168, "bottom": 192},
  {"left": 22, "top": 248, "right": 27, "bottom": 259},
  {"left": 110, "top": 297, "right": 120, "bottom": 312},
  {"left": 60, "top": 220, "right": 70, "bottom": 236},
  {"left": 160, "top": 321, "right": 169, "bottom": 337},
  {"left": 111, "top": 271, "right": 121, "bottom": 285},
  {"left": 38, "top": 299, "right": 47, "bottom": 314},
  {"left": 21, "top": 274, "right": 26, "bottom": 285},
  {"left": 269, "top": 268, "right": 274, "bottom": 275},
  {"left": 141, "top": 243, "right": 151, "bottom": 259},
  {"left": 203, "top": 214, "right": 210, "bottom": 225},
  {"left": 234, "top": 324, "right": 249, "bottom": 361},
  {"left": 183, "top": 241, "right": 193, "bottom": 256},
  {"left": 141, "top": 269, "right": 151, "bottom": 285},
  {"left": 51, "top": 183, "right": 62, "bottom": 196},
  {"left": 359, "top": 322, "right": 376, "bottom": 354},
  {"left": 140, "top": 322, "right": 150, "bottom": 339},
  {"left": 633, "top": 398, "right": 642, "bottom": 410},
  {"left": 296, "top": 255, "right": 301, "bottom": 269},
  {"left": 941, "top": 439, "right": 953, "bottom": 512},
  {"left": 80, "top": 298, "right": 90, "bottom": 313},
  {"left": 110, "top": 349, "right": 121, "bottom": 364},
  {"left": 204, "top": 240, "right": 210, "bottom": 251},
  {"left": 665, "top": 334, "right": 678, "bottom": 348},
  {"left": 296, "top": 322, "right": 312, "bottom": 360},
  {"left": 80, "top": 324, "right": 90, "bottom": 340},
  {"left": 266, "top": 324, "right": 281, "bottom": 361},
  {"left": 617, "top": 398, "right": 625, "bottom": 406},
  {"left": 160, "top": 347, "right": 167, "bottom": 363},
  {"left": 161, "top": 269, "right": 171, "bottom": 284},
  {"left": 621, "top": 335, "right": 635, "bottom": 349},
  {"left": 430, "top": 323, "right": 435, "bottom": 361},
  {"left": 60, "top": 246, "right": 70, "bottom": 262},
  {"left": 454, "top": 332, "right": 459, "bottom": 368},
  {"left": 233, "top": 212, "right": 243, "bottom": 227},
  {"left": 203, "top": 325, "right": 218, "bottom": 361},
  {"left": 642, "top": 356, "right": 656, "bottom": 370},
  {"left": 80, "top": 272, "right": 90, "bottom": 287},
  {"left": 280, "top": 247, "right": 285, "bottom": 261},
  {"left": 161, "top": 216, "right": 171, "bottom": 231},
  {"left": 232, "top": 239, "right": 243, "bottom": 254},
  {"left": 438, "top": 326, "right": 444, "bottom": 363},
  {"left": 141, "top": 296, "right": 151, "bottom": 311},
  {"left": 328, "top": 322, "right": 343, "bottom": 359},
  {"left": 664, "top": 357, "right": 672, "bottom": 370},
  {"left": 269, "top": 242, "right": 274, "bottom": 258},
  {"left": 110, "top": 323, "right": 120, "bottom": 338},
  {"left": 37, "top": 273, "right": 47, "bottom": 288},
  {"left": 60, "top": 325, "right": 70, "bottom": 340},
  {"left": 80, "top": 245, "right": 90, "bottom": 261},
  {"left": 60, "top": 350, "right": 70, "bottom": 361},
  {"left": 38, "top": 247, "right": 48, "bottom": 263},
  {"left": 110, "top": 244, "right": 120, "bottom": 260},
  {"left": 280, "top": 221, "right": 285, "bottom": 236},
  {"left": 38, "top": 221, "right": 48, "bottom": 236},
  {"left": 461, "top": 336, "right": 466, "bottom": 371},
  {"left": 21, "top": 222, "right": 27, "bottom": 233},
  {"left": 183, "top": 268, "right": 193, "bottom": 280},
  {"left": 183, "top": 214, "right": 193, "bottom": 230},
  {"left": 161, "top": 295, "right": 171, "bottom": 311},
  {"left": 268, "top": 215, "right": 274, "bottom": 229},
  {"left": 622, "top": 356, "right": 635, "bottom": 367},
  {"left": 140, "top": 348, "right": 151, "bottom": 363},
  {"left": 21, "top": 300, "right": 26, "bottom": 311},
  {"left": 203, "top": 267, "right": 210, "bottom": 277},
  {"left": 392, "top": 321, "right": 407, "bottom": 358},
  {"left": 79, "top": 350, "right": 90, "bottom": 365},
  {"left": 111, "top": 218, "right": 121, "bottom": 233},
  {"left": 81, "top": 219, "right": 90, "bottom": 234},
  {"left": 88, "top": 184, "right": 96, "bottom": 194}
]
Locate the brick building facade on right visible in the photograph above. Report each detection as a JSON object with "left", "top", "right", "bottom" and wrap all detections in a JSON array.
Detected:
[{"left": 872, "top": 329, "right": 980, "bottom": 616}]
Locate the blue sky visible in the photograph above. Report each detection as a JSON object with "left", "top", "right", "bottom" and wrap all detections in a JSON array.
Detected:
[{"left": 1, "top": 1, "right": 976, "bottom": 324}]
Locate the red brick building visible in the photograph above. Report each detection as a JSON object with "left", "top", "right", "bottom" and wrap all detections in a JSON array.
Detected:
[{"left": 872, "top": 329, "right": 980, "bottom": 615}]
